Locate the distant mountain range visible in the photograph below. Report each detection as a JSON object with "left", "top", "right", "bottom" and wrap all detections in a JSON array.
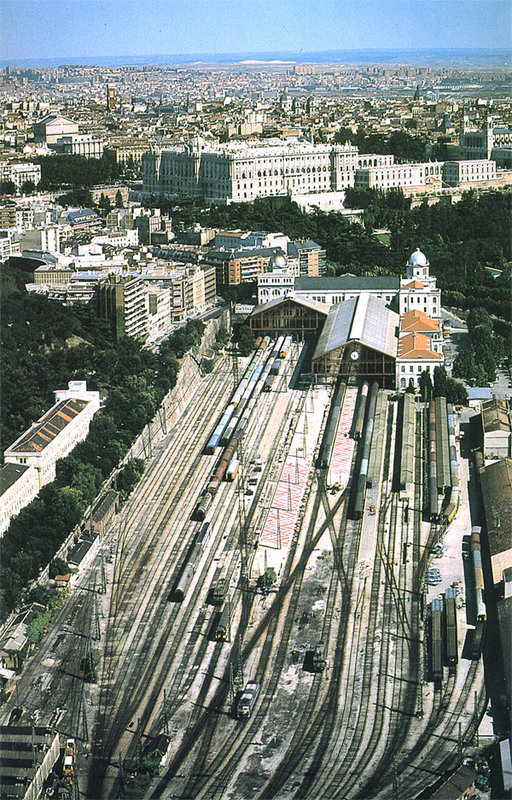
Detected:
[{"left": 1, "top": 48, "right": 510, "bottom": 69}]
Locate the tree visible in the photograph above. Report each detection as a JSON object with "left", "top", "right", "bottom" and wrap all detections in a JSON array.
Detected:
[
  {"left": 418, "top": 369, "right": 433, "bottom": 402},
  {"left": 58, "top": 187, "right": 94, "bottom": 208},
  {"left": 433, "top": 366, "right": 448, "bottom": 398},
  {"left": 116, "top": 459, "right": 145, "bottom": 500},
  {"left": 0, "top": 180, "right": 16, "bottom": 195},
  {"left": 49, "top": 557, "right": 70, "bottom": 578},
  {"left": 444, "top": 378, "right": 469, "bottom": 406},
  {"left": 236, "top": 325, "right": 256, "bottom": 356},
  {"left": 98, "top": 193, "right": 112, "bottom": 217},
  {"left": 115, "top": 189, "right": 124, "bottom": 208},
  {"left": 20, "top": 180, "right": 36, "bottom": 194}
]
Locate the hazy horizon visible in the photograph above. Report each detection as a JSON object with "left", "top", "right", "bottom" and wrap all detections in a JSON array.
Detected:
[
  {"left": 1, "top": 46, "right": 510, "bottom": 71},
  {"left": 1, "top": 0, "right": 510, "bottom": 64}
]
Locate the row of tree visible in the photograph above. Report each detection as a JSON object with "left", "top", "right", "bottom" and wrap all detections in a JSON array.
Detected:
[
  {"left": 453, "top": 307, "right": 507, "bottom": 386},
  {"left": 35, "top": 153, "right": 122, "bottom": 189}
]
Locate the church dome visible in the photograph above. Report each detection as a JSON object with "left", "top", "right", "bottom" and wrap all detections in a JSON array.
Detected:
[
  {"left": 271, "top": 252, "right": 287, "bottom": 269},
  {"left": 408, "top": 248, "right": 428, "bottom": 267}
]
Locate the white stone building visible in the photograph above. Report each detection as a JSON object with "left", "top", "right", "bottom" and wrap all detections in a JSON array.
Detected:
[
  {"left": 2, "top": 382, "right": 100, "bottom": 530},
  {"left": 0, "top": 463, "right": 39, "bottom": 536},
  {"left": 396, "top": 332, "right": 443, "bottom": 390},
  {"left": 0, "top": 161, "right": 41, "bottom": 189},
  {"left": 143, "top": 136, "right": 362, "bottom": 203},
  {"left": 442, "top": 159, "right": 497, "bottom": 187}
]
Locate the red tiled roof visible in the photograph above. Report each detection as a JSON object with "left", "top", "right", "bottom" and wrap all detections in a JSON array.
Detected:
[
  {"left": 398, "top": 332, "right": 442, "bottom": 360},
  {"left": 401, "top": 309, "right": 440, "bottom": 333}
]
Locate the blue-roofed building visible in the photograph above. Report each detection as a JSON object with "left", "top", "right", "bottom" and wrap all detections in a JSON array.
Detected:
[{"left": 67, "top": 208, "right": 103, "bottom": 230}]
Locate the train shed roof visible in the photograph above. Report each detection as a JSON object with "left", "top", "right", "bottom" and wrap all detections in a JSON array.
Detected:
[
  {"left": 480, "top": 458, "right": 512, "bottom": 584},
  {"left": 481, "top": 398, "right": 511, "bottom": 433},
  {"left": 312, "top": 294, "right": 399, "bottom": 361},
  {"left": 250, "top": 294, "right": 329, "bottom": 317}
]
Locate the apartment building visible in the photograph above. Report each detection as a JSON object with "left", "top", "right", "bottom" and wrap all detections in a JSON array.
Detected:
[
  {"left": 97, "top": 274, "right": 148, "bottom": 340},
  {"left": 0, "top": 160, "right": 41, "bottom": 188},
  {"left": 3, "top": 381, "right": 100, "bottom": 506}
]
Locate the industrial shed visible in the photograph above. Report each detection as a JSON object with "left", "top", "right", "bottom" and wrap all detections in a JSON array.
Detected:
[
  {"left": 248, "top": 295, "right": 329, "bottom": 337},
  {"left": 311, "top": 294, "right": 399, "bottom": 387},
  {"left": 481, "top": 398, "right": 511, "bottom": 460},
  {"left": 479, "top": 457, "right": 512, "bottom": 587}
]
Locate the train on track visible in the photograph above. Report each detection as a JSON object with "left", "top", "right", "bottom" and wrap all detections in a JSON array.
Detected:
[
  {"left": 426, "top": 397, "right": 460, "bottom": 523},
  {"left": 353, "top": 381, "right": 369, "bottom": 440},
  {"left": 311, "top": 642, "right": 327, "bottom": 673},
  {"left": 430, "top": 588, "right": 461, "bottom": 683},
  {"left": 354, "top": 381, "right": 379, "bottom": 520},
  {"left": 430, "top": 598, "right": 444, "bottom": 684},
  {"left": 194, "top": 434, "right": 241, "bottom": 520},
  {"left": 195, "top": 335, "right": 295, "bottom": 521},
  {"left": 443, "top": 404, "right": 460, "bottom": 523},
  {"left": 212, "top": 602, "right": 232, "bottom": 641},
  {"left": 444, "top": 586, "right": 458, "bottom": 673},
  {"left": 471, "top": 526, "right": 486, "bottom": 659},
  {"left": 209, "top": 577, "right": 228, "bottom": 606},
  {"left": 318, "top": 380, "right": 346, "bottom": 470},
  {"left": 235, "top": 682, "right": 260, "bottom": 719},
  {"left": 171, "top": 522, "right": 212, "bottom": 601},
  {"left": 398, "top": 392, "right": 415, "bottom": 497}
]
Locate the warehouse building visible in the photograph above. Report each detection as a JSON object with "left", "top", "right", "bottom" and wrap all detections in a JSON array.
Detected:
[
  {"left": 481, "top": 398, "right": 511, "bottom": 461},
  {"left": 0, "top": 725, "right": 60, "bottom": 800},
  {"left": 479, "top": 458, "right": 512, "bottom": 588}
]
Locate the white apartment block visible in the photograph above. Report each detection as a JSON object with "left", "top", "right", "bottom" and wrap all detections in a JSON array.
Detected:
[
  {"left": 3, "top": 382, "right": 100, "bottom": 512},
  {"left": 0, "top": 161, "right": 41, "bottom": 189},
  {"left": 147, "top": 286, "right": 172, "bottom": 340},
  {"left": 20, "top": 225, "right": 60, "bottom": 253},
  {"left": 0, "top": 229, "right": 20, "bottom": 261},
  {"left": 0, "top": 463, "right": 39, "bottom": 536}
]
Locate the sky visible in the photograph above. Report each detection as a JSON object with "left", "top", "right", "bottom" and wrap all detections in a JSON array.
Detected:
[{"left": 1, "top": 0, "right": 511, "bottom": 62}]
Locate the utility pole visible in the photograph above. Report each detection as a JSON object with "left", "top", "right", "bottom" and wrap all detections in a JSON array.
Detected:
[
  {"left": 162, "top": 690, "right": 169, "bottom": 735},
  {"left": 392, "top": 756, "right": 399, "bottom": 800},
  {"left": 235, "top": 634, "right": 244, "bottom": 686},
  {"left": 81, "top": 696, "right": 89, "bottom": 742}
]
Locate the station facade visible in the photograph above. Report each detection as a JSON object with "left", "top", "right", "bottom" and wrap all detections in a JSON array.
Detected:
[{"left": 248, "top": 249, "right": 444, "bottom": 390}]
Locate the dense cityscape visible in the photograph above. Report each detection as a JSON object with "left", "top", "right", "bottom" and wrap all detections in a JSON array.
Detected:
[{"left": 0, "top": 4, "right": 511, "bottom": 798}]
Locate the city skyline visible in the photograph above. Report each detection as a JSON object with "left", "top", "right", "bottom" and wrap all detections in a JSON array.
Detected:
[{"left": 1, "top": 0, "right": 511, "bottom": 63}]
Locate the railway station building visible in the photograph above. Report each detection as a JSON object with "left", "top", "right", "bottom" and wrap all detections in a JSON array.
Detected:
[
  {"left": 310, "top": 294, "right": 399, "bottom": 387},
  {"left": 248, "top": 295, "right": 329, "bottom": 337}
]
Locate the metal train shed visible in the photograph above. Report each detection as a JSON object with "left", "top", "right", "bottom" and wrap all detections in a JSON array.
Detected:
[
  {"left": 311, "top": 294, "right": 399, "bottom": 388},
  {"left": 248, "top": 295, "right": 329, "bottom": 338}
]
